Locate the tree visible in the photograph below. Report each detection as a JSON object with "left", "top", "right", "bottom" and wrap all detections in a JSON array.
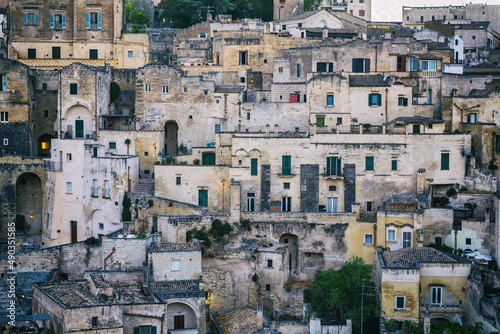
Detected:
[
  {"left": 304, "top": 0, "right": 322, "bottom": 12},
  {"left": 125, "top": 1, "right": 150, "bottom": 33},
  {"left": 158, "top": 0, "right": 236, "bottom": 28},
  {"left": 122, "top": 194, "right": 132, "bottom": 221},
  {"left": 308, "top": 257, "right": 380, "bottom": 334},
  {"left": 125, "top": 138, "right": 131, "bottom": 155}
]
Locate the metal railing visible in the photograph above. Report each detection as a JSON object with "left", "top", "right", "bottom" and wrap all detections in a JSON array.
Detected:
[{"left": 43, "top": 160, "right": 62, "bottom": 171}]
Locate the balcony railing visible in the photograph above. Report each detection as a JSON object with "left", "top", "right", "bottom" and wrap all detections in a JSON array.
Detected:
[
  {"left": 16, "top": 58, "right": 108, "bottom": 70},
  {"left": 44, "top": 160, "right": 62, "bottom": 171},
  {"left": 421, "top": 304, "right": 463, "bottom": 314},
  {"left": 358, "top": 212, "right": 377, "bottom": 222},
  {"left": 168, "top": 329, "right": 198, "bottom": 334}
]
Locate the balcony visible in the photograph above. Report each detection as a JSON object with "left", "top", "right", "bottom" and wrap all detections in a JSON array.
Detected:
[
  {"left": 409, "top": 70, "right": 441, "bottom": 78},
  {"left": 44, "top": 160, "right": 62, "bottom": 172},
  {"left": 358, "top": 212, "right": 377, "bottom": 222},
  {"left": 16, "top": 58, "right": 107, "bottom": 70},
  {"left": 421, "top": 303, "right": 463, "bottom": 315},
  {"left": 168, "top": 329, "right": 198, "bottom": 334}
]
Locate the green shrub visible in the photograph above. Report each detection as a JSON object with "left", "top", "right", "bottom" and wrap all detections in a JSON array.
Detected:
[
  {"left": 110, "top": 82, "right": 120, "bottom": 104},
  {"left": 446, "top": 187, "right": 457, "bottom": 198},
  {"left": 209, "top": 219, "right": 232, "bottom": 242},
  {"left": 122, "top": 195, "right": 132, "bottom": 221},
  {"left": 148, "top": 199, "right": 154, "bottom": 208}
]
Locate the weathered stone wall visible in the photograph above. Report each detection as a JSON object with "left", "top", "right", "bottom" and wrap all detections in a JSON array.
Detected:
[{"left": 202, "top": 267, "right": 235, "bottom": 316}]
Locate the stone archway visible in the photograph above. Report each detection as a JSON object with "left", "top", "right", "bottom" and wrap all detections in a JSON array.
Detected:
[
  {"left": 280, "top": 234, "right": 299, "bottom": 274},
  {"left": 164, "top": 121, "right": 178, "bottom": 156},
  {"left": 16, "top": 173, "right": 42, "bottom": 235},
  {"left": 167, "top": 302, "right": 197, "bottom": 331},
  {"left": 37, "top": 134, "right": 53, "bottom": 157}
]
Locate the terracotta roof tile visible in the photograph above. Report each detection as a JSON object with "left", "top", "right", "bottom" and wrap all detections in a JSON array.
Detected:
[{"left": 382, "top": 247, "right": 460, "bottom": 268}]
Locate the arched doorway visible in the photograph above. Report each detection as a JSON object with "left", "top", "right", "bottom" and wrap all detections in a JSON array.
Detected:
[
  {"left": 280, "top": 234, "right": 299, "bottom": 274},
  {"left": 16, "top": 173, "right": 42, "bottom": 235},
  {"left": 164, "top": 121, "right": 178, "bottom": 156},
  {"left": 167, "top": 302, "right": 197, "bottom": 331},
  {"left": 37, "top": 134, "right": 53, "bottom": 157}
]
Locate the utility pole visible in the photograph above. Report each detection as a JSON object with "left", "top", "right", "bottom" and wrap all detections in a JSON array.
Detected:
[{"left": 361, "top": 279, "right": 378, "bottom": 334}]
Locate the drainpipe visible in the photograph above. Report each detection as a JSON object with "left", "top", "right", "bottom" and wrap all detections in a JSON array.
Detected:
[
  {"left": 385, "top": 88, "right": 388, "bottom": 124},
  {"left": 375, "top": 45, "right": 378, "bottom": 72},
  {"left": 95, "top": 71, "right": 98, "bottom": 140},
  {"left": 104, "top": 247, "right": 116, "bottom": 271},
  {"left": 161, "top": 314, "right": 165, "bottom": 334},
  {"left": 59, "top": 71, "right": 62, "bottom": 139},
  {"left": 373, "top": 223, "right": 377, "bottom": 247}
]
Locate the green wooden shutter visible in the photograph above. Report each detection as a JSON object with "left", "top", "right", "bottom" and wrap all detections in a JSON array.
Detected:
[
  {"left": 133, "top": 327, "right": 140, "bottom": 334},
  {"left": 151, "top": 326, "right": 157, "bottom": 334},
  {"left": 50, "top": 14, "right": 55, "bottom": 28},
  {"left": 282, "top": 155, "right": 291, "bottom": 175},
  {"left": 203, "top": 153, "right": 215, "bottom": 165},
  {"left": 336, "top": 157, "right": 341, "bottom": 176},
  {"left": 2, "top": 74, "right": 7, "bottom": 91},
  {"left": 251, "top": 158, "right": 258, "bottom": 176},
  {"left": 392, "top": 160, "right": 397, "bottom": 171},
  {"left": 366, "top": 156, "right": 374, "bottom": 171},
  {"left": 441, "top": 153, "right": 449, "bottom": 170},
  {"left": 368, "top": 93, "right": 371, "bottom": 106},
  {"left": 199, "top": 190, "right": 208, "bottom": 207},
  {"left": 75, "top": 120, "right": 84, "bottom": 138},
  {"left": 377, "top": 94, "right": 382, "bottom": 106},
  {"left": 326, "top": 157, "right": 331, "bottom": 176}
]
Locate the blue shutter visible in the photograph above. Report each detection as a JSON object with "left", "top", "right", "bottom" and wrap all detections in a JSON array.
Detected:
[
  {"left": 50, "top": 14, "right": 55, "bottom": 29},
  {"left": 9, "top": 16, "right": 12, "bottom": 29},
  {"left": 23, "top": 13, "right": 28, "bottom": 25},
  {"left": 2, "top": 75, "right": 7, "bottom": 91},
  {"left": 62, "top": 14, "right": 66, "bottom": 29},
  {"left": 151, "top": 326, "right": 157, "bottom": 334},
  {"left": 86, "top": 13, "right": 90, "bottom": 29},
  {"left": 97, "top": 12, "right": 102, "bottom": 29},
  {"left": 34, "top": 13, "right": 39, "bottom": 25}
]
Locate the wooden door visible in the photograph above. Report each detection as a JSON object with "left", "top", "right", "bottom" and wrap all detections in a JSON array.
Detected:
[
  {"left": 173, "top": 315, "right": 184, "bottom": 329},
  {"left": 71, "top": 221, "right": 77, "bottom": 243}
]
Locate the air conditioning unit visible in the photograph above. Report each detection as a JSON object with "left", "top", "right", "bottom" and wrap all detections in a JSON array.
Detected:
[{"left": 86, "top": 133, "right": 95, "bottom": 139}]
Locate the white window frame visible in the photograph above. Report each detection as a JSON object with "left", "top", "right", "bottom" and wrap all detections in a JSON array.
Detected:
[
  {"left": 422, "top": 60, "right": 436, "bottom": 71},
  {"left": 0, "top": 111, "right": 8, "bottom": 123},
  {"left": 387, "top": 229, "right": 396, "bottom": 242},
  {"left": 364, "top": 233, "right": 373, "bottom": 245},
  {"left": 144, "top": 84, "right": 150, "bottom": 92},
  {"left": 327, "top": 197, "right": 338, "bottom": 213},
  {"left": 247, "top": 193, "right": 255, "bottom": 212},
  {"left": 395, "top": 296, "right": 406, "bottom": 310},
  {"left": 66, "top": 182, "right": 72, "bottom": 194},
  {"left": 171, "top": 260, "right": 181, "bottom": 271},
  {"left": 3, "top": 138, "right": 8, "bottom": 145},
  {"left": 281, "top": 196, "right": 292, "bottom": 212},
  {"left": 431, "top": 286, "right": 442, "bottom": 305},
  {"left": 67, "top": 153, "right": 72, "bottom": 162},
  {"left": 104, "top": 180, "right": 110, "bottom": 198},
  {"left": 162, "top": 86, "right": 168, "bottom": 94},
  {"left": 92, "top": 179, "right": 98, "bottom": 197}
]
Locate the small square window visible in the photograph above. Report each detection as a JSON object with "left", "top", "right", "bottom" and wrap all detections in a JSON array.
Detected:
[
  {"left": 238, "top": 160, "right": 242, "bottom": 165},
  {"left": 284, "top": 182, "right": 290, "bottom": 189},
  {"left": 267, "top": 259, "right": 273, "bottom": 268},
  {"left": 247, "top": 113, "right": 250, "bottom": 120},
  {"left": 162, "top": 86, "right": 168, "bottom": 94},
  {"left": 364, "top": 234, "right": 373, "bottom": 245},
  {"left": 398, "top": 97, "right": 408, "bottom": 106},
  {"left": 67, "top": 153, "right": 72, "bottom": 161},
  {"left": 172, "top": 260, "right": 180, "bottom": 271},
  {"left": 176, "top": 176, "right": 181, "bottom": 185},
  {"left": 44, "top": 110, "right": 49, "bottom": 117},
  {"left": 204, "top": 90, "right": 209, "bottom": 96},
  {"left": 216, "top": 99, "right": 220, "bottom": 104},
  {"left": 144, "top": 84, "right": 150, "bottom": 92},
  {"left": 183, "top": 87, "right": 188, "bottom": 93},
  {"left": 99, "top": 223, "right": 104, "bottom": 229},
  {"left": 70, "top": 83, "right": 78, "bottom": 95},
  {"left": 336, "top": 117, "right": 342, "bottom": 125},
  {"left": 109, "top": 142, "right": 116, "bottom": 150},
  {"left": 317, "top": 117, "right": 325, "bottom": 127},
  {"left": 279, "top": 67, "right": 283, "bottom": 73},
  {"left": 240, "top": 77, "right": 245, "bottom": 83},
  {"left": 128, "top": 51, "right": 133, "bottom": 58},
  {"left": 466, "top": 238, "right": 472, "bottom": 245},
  {"left": 144, "top": 170, "right": 150, "bottom": 174},
  {"left": 266, "top": 284, "right": 271, "bottom": 291},
  {"left": 329, "top": 185, "right": 337, "bottom": 192},
  {"left": 295, "top": 127, "right": 300, "bottom": 133},
  {"left": 42, "top": 83, "right": 47, "bottom": 90},
  {"left": 3, "top": 138, "right": 8, "bottom": 145},
  {"left": 144, "top": 152, "right": 149, "bottom": 156}
]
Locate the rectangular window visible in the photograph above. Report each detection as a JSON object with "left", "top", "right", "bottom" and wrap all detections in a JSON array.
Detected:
[
  {"left": 467, "top": 113, "right": 477, "bottom": 124},
  {"left": 92, "top": 317, "right": 98, "bottom": 327},
  {"left": 75, "top": 120, "right": 84, "bottom": 138},
  {"left": 247, "top": 112, "right": 250, "bottom": 120},
  {"left": 67, "top": 182, "right": 72, "bottom": 194},
  {"left": 397, "top": 55, "right": 407, "bottom": 72},
  {"left": 352, "top": 58, "right": 370, "bottom": 73},
  {"left": 326, "top": 156, "right": 341, "bottom": 176},
  {"left": 413, "top": 124, "right": 421, "bottom": 134},
  {"left": 42, "top": 84, "right": 47, "bottom": 91},
  {"left": 466, "top": 237, "right": 472, "bottom": 245},
  {"left": 391, "top": 159, "right": 397, "bottom": 171},
  {"left": 327, "top": 94, "right": 334, "bottom": 106},
  {"left": 247, "top": 193, "right": 255, "bottom": 212},
  {"left": 203, "top": 90, "right": 208, "bottom": 96},
  {"left": 367, "top": 201, "right": 373, "bottom": 212},
  {"left": 388, "top": 230, "right": 396, "bottom": 241},
  {"left": 23, "top": 13, "right": 39, "bottom": 25},
  {"left": 176, "top": 176, "right": 181, "bottom": 185},
  {"left": 283, "top": 182, "right": 290, "bottom": 189},
  {"left": 395, "top": 296, "right": 405, "bottom": 309},
  {"left": 336, "top": 117, "right": 342, "bottom": 125},
  {"left": 3, "top": 138, "right": 7, "bottom": 145},
  {"left": 202, "top": 153, "right": 216, "bottom": 165},
  {"left": 422, "top": 60, "right": 436, "bottom": 71},
  {"left": 296, "top": 64, "right": 301, "bottom": 78},
  {"left": 41, "top": 142, "right": 50, "bottom": 150},
  {"left": 316, "top": 117, "right": 325, "bottom": 126},
  {"left": 364, "top": 234, "right": 373, "bottom": 245},
  {"left": 70, "top": 83, "right": 78, "bottom": 95},
  {"left": 239, "top": 51, "right": 248, "bottom": 65},
  {"left": 215, "top": 124, "right": 221, "bottom": 133},
  {"left": 316, "top": 62, "right": 333, "bottom": 72},
  {"left": 162, "top": 86, "right": 168, "bottom": 94},
  {"left": 50, "top": 14, "right": 66, "bottom": 29},
  {"left": 267, "top": 259, "right": 273, "bottom": 268},
  {"left": 409, "top": 58, "right": 419, "bottom": 71},
  {"left": 104, "top": 180, "right": 109, "bottom": 198},
  {"left": 327, "top": 197, "right": 338, "bottom": 213},
  {"left": 431, "top": 287, "right": 442, "bottom": 305},
  {"left": 92, "top": 179, "right": 98, "bottom": 197},
  {"left": 144, "top": 84, "right": 150, "bottom": 92},
  {"left": 403, "top": 231, "right": 412, "bottom": 248},
  {"left": 93, "top": 147, "right": 98, "bottom": 157},
  {"left": 171, "top": 260, "right": 181, "bottom": 271},
  {"left": 199, "top": 189, "right": 208, "bottom": 207},
  {"left": 251, "top": 158, "right": 258, "bottom": 176},
  {"left": 282, "top": 24, "right": 286, "bottom": 30},
  {"left": 0, "top": 74, "right": 6, "bottom": 91},
  {"left": 52, "top": 47, "right": 61, "bottom": 59},
  {"left": 279, "top": 67, "right": 283, "bottom": 73},
  {"left": 44, "top": 110, "right": 49, "bottom": 118},
  {"left": 359, "top": 10, "right": 365, "bottom": 16},
  {"left": 266, "top": 284, "right": 271, "bottom": 291},
  {"left": 89, "top": 49, "right": 98, "bottom": 59},
  {"left": 435, "top": 236, "right": 442, "bottom": 245},
  {"left": 368, "top": 93, "right": 382, "bottom": 106},
  {"left": 86, "top": 12, "right": 102, "bottom": 30},
  {"left": 67, "top": 153, "right": 72, "bottom": 161},
  {"left": 128, "top": 51, "right": 133, "bottom": 58},
  {"left": 99, "top": 223, "right": 104, "bottom": 229},
  {"left": 282, "top": 155, "right": 291, "bottom": 175},
  {"left": 109, "top": 142, "right": 116, "bottom": 150},
  {"left": 398, "top": 97, "right": 408, "bottom": 106},
  {"left": 365, "top": 156, "right": 374, "bottom": 171},
  {"left": 0, "top": 112, "right": 8, "bottom": 123},
  {"left": 28, "top": 49, "right": 36, "bottom": 59},
  {"left": 441, "top": 152, "right": 450, "bottom": 170},
  {"left": 282, "top": 197, "right": 292, "bottom": 212}
]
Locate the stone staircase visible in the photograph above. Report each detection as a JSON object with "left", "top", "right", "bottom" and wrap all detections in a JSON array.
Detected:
[{"left": 133, "top": 179, "right": 155, "bottom": 196}]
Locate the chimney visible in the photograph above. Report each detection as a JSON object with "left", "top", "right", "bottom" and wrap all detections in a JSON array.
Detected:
[
  {"left": 207, "top": 6, "right": 214, "bottom": 22},
  {"left": 265, "top": 124, "right": 270, "bottom": 136},
  {"left": 322, "top": 26, "right": 329, "bottom": 39},
  {"left": 417, "top": 169, "right": 426, "bottom": 194},
  {"left": 257, "top": 304, "right": 264, "bottom": 329},
  {"left": 274, "top": 124, "right": 279, "bottom": 136}
]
